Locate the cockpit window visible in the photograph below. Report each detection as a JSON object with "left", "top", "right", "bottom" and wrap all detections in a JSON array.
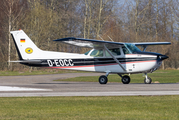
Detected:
[
  {"left": 90, "top": 49, "right": 103, "bottom": 57},
  {"left": 105, "top": 48, "right": 121, "bottom": 57},
  {"left": 124, "top": 43, "right": 141, "bottom": 53},
  {"left": 122, "top": 46, "right": 130, "bottom": 54},
  {"left": 84, "top": 50, "right": 91, "bottom": 55}
]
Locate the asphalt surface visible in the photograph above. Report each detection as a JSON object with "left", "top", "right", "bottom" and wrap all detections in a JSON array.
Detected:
[{"left": 0, "top": 73, "right": 179, "bottom": 97}]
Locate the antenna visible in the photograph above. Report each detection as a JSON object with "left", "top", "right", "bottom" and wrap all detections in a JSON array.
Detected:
[
  {"left": 98, "top": 35, "right": 104, "bottom": 41},
  {"left": 107, "top": 36, "right": 114, "bottom": 42}
]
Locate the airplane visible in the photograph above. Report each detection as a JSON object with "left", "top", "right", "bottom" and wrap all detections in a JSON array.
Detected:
[{"left": 10, "top": 30, "right": 171, "bottom": 84}]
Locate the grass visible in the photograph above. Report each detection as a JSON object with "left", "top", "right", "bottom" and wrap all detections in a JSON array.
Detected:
[
  {"left": 0, "top": 96, "right": 178, "bottom": 120},
  {"left": 55, "top": 70, "right": 179, "bottom": 83}
]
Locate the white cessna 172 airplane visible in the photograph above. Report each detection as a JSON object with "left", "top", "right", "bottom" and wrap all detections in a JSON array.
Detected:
[{"left": 10, "top": 30, "right": 171, "bottom": 84}]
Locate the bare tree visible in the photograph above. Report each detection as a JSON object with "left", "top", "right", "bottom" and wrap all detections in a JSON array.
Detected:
[
  {"left": 0, "top": 0, "right": 178, "bottom": 70},
  {"left": 171, "top": 0, "right": 179, "bottom": 40},
  {"left": 0, "top": 0, "right": 27, "bottom": 70}
]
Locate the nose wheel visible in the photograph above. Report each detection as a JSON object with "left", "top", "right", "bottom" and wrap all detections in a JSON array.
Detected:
[{"left": 144, "top": 73, "right": 152, "bottom": 84}]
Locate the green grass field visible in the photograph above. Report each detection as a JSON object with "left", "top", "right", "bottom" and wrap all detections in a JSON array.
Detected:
[
  {"left": 0, "top": 96, "right": 178, "bottom": 120},
  {"left": 56, "top": 70, "right": 179, "bottom": 83}
]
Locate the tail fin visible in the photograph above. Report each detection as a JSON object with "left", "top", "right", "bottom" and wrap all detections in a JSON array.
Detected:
[{"left": 10, "top": 30, "right": 42, "bottom": 60}]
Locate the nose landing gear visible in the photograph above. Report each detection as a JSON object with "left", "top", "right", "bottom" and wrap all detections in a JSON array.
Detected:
[{"left": 144, "top": 73, "right": 152, "bottom": 84}]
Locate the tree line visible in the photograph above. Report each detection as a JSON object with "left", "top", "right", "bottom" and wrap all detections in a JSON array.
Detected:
[{"left": 0, "top": 0, "right": 178, "bottom": 71}]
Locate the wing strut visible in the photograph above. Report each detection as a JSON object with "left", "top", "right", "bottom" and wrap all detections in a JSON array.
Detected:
[
  {"left": 104, "top": 45, "right": 126, "bottom": 71},
  {"left": 142, "top": 45, "right": 148, "bottom": 51}
]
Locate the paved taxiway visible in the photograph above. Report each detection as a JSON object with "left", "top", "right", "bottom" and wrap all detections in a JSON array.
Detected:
[{"left": 0, "top": 73, "right": 179, "bottom": 97}]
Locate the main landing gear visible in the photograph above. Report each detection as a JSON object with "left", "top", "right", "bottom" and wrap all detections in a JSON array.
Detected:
[
  {"left": 118, "top": 74, "right": 130, "bottom": 84},
  {"left": 99, "top": 75, "right": 108, "bottom": 84},
  {"left": 121, "top": 75, "right": 131, "bottom": 84},
  {"left": 98, "top": 73, "right": 131, "bottom": 84},
  {"left": 98, "top": 73, "right": 152, "bottom": 84},
  {"left": 98, "top": 72, "right": 109, "bottom": 84}
]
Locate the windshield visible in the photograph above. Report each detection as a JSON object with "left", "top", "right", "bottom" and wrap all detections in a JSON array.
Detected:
[
  {"left": 124, "top": 43, "right": 141, "bottom": 53},
  {"left": 84, "top": 50, "right": 91, "bottom": 55}
]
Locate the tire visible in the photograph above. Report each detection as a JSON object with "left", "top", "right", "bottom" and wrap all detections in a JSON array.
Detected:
[
  {"left": 121, "top": 75, "right": 130, "bottom": 84},
  {"left": 99, "top": 75, "right": 108, "bottom": 84},
  {"left": 144, "top": 77, "right": 152, "bottom": 84}
]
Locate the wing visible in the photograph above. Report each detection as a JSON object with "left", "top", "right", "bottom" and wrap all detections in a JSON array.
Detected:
[
  {"left": 132, "top": 42, "right": 171, "bottom": 51},
  {"left": 133, "top": 42, "right": 171, "bottom": 46},
  {"left": 54, "top": 37, "right": 171, "bottom": 49},
  {"left": 54, "top": 37, "right": 124, "bottom": 49}
]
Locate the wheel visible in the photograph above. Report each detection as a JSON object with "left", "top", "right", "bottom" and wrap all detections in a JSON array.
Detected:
[
  {"left": 121, "top": 75, "right": 130, "bottom": 84},
  {"left": 99, "top": 75, "right": 108, "bottom": 84},
  {"left": 144, "top": 77, "right": 152, "bottom": 84}
]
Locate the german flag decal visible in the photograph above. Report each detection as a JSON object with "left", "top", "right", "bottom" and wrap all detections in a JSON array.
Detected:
[
  {"left": 25, "top": 48, "right": 33, "bottom": 54},
  {"left": 20, "top": 39, "right": 25, "bottom": 43}
]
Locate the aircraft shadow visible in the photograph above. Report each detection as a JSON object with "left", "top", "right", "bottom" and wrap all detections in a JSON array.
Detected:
[
  {"left": 35, "top": 82, "right": 88, "bottom": 84},
  {"left": 35, "top": 82, "right": 179, "bottom": 85}
]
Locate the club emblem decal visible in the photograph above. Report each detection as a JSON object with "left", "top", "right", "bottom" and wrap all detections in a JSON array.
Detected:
[{"left": 25, "top": 48, "right": 33, "bottom": 54}]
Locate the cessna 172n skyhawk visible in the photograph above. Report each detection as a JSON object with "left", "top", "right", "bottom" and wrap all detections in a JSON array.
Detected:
[{"left": 10, "top": 30, "right": 171, "bottom": 84}]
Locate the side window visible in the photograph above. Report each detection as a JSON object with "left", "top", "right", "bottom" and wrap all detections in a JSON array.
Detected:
[
  {"left": 105, "top": 48, "right": 121, "bottom": 57},
  {"left": 90, "top": 49, "right": 103, "bottom": 57},
  {"left": 122, "top": 46, "right": 130, "bottom": 54}
]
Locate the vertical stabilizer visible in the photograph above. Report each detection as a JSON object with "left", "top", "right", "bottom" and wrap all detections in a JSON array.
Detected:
[{"left": 10, "top": 30, "right": 42, "bottom": 60}]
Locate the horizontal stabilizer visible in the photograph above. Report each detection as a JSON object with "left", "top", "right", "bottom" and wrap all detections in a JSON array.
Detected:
[{"left": 9, "top": 60, "right": 41, "bottom": 63}]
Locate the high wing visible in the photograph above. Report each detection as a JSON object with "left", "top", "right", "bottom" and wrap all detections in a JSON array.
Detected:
[
  {"left": 54, "top": 37, "right": 171, "bottom": 49},
  {"left": 54, "top": 37, "right": 124, "bottom": 49}
]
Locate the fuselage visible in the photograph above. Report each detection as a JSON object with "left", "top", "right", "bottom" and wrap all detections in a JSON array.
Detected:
[
  {"left": 10, "top": 30, "right": 170, "bottom": 84},
  {"left": 21, "top": 47, "right": 167, "bottom": 74}
]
